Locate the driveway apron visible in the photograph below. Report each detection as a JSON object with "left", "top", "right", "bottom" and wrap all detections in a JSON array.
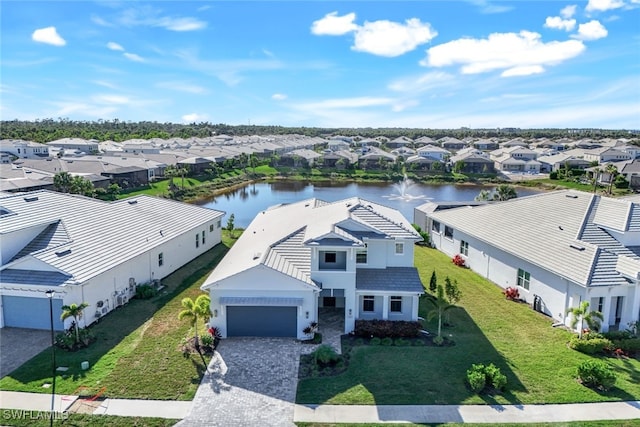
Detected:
[
  {"left": 177, "top": 337, "right": 314, "bottom": 427},
  {"left": 0, "top": 328, "right": 51, "bottom": 378}
]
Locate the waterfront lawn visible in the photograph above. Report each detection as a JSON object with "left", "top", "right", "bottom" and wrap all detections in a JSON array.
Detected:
[
  {"left": 0, "top": 233, "right": 234, "bottom": 400},
  {"left": 296, "top": 247, "right": 640, "bottom": 405},
  {"left": 117, "top": 177, "right": 205, "bottom": 199}
]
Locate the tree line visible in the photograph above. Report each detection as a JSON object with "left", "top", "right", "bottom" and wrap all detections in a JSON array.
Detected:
[{"left": 1, "top": 119, "right": 635, "bottom": 144}]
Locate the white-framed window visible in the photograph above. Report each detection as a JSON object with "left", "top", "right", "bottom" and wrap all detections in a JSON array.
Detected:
[
  {"left": 390, "top": 296, "right": 402, "bottom": 312},
  {"left": 202, "top": 230, "right": 205, "bottom": 245},
  {"left": 444, "top": 226, "right": 454, "bottom": 239},
  {"left": 460, "top": 240, "right": 469, "bottom": 256},
  {"left": 363, "top": 295, "right": 375, "bottom": 312},
  {"left": 395, "top": 242, "right": 404, "bottom": 255},
  {"left": 432, "top": 220, "right": 441, "bottom": 233},
  {"left": 356, "top": 250, "right": 367, "bottom": 264},
  {"left": 158, "top": 253, "right": 163, "bottom": 267},
  {"left": 196, "top": 233, "right": 200, "bottom": 248},
  {"left": 209, "top": 224, "right": 214, "bottom": 232},
  {"left": 216, "top": 220, "right": 221, "bottom": 228},
  {"left": 517, "top": 268, "right": 530, "bottom": 290}
]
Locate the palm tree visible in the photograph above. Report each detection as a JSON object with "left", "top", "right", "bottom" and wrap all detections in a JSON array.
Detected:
[
  {"left": 53, "top": 171, "right": 73, "bottom": 193},
  {"left": 178, "top": 294, "right": 211, "bottom": 348},
  {"left": 426, "top": 285, "right": 455, "bottom": 338},
  {"left": 605, "top": 163, "right": 618, "bottom": 194},
  {"left": 592, "top": 167, "right": 601, "bottom": 193},
  {"left": 475, "top": 189, "right": 491, "bottom": 201},
  {"left": 60, "top": 302, "right": 89, "bottom": 344},
  {"left": 493, "top": 184, "right": 517, "bottom": 201},
  {"left": 568, "top": 301, "right": 604, "bottom": 339}
]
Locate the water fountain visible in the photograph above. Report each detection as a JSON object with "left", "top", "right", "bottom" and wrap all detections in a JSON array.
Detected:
[{"left": 384, "top": 174, "right": 429, "bottom": 202}]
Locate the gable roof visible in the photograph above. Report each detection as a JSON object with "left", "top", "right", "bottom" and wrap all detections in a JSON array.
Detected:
[
  {"left": 202, "top": 197, "right": 421, "bottom": 288},
  {"left": 430, "top": 190, "right": 639, "bottom": 287}
]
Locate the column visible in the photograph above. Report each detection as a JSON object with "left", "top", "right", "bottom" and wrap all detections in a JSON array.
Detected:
[{"left": 382, "top": 295, "right": 389, "bottom": 320}]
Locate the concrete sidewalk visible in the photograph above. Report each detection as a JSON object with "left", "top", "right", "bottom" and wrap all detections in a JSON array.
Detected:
[
  {"left": 0, "top": 391, "right": 78, "bottom": 413},
  {"left": 93, "top": 398, "right": 191, "bottom": 419},
  {"left": 294, "top": 401, "right": 640, "bottom": 424}
]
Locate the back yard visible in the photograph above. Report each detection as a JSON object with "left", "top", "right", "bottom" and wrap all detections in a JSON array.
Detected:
[{"left": 296, "top": 247, "right": 640, "bottom": 405}]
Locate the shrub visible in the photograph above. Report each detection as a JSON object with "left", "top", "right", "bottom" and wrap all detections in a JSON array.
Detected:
[
  {"left": 312, "top": 345, "right": 340, "bottom": 366},
  {"left": 577, "top": 360, "right": 617, "bottom": 390},
  {"left": 433, "top": 335, "right": 444, "bottom": 346},
  {"left": 612, "top": 338, "right": 640, "bottom": 353},
  {"left": 394, "top": 338, "right": 411, "bottom": 346},
  {"left": 603, "top": 330, "right": 633, "bottom": 341},
  {"left": 452, "top": 254, "right": 465, "bottom": 267},
  {"left": 569, "top": 336, "right": 612, "bottom": 354},
  {"left": 380, "top": 337, "right": 393, "bottom": 346},
  {"left": 354, "top": 319, "right": 422, "bottom": 338},
  {"left": 135, "top": 284, "right": 158, "bottom": 300},
  {"left": 465, "top": 363, "right": 507, "bottom": 394},
  {"left": 200, "top": 334, "right": 214, "bottom": 347},
  {"left": 503, "top": 287, "right": 520, "bottom": 301},
  {"left": 370, "top": 337, "right": 382, "bottom": 345}
]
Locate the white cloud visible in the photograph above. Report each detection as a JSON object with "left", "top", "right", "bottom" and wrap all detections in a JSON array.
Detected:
[
  {"left": 352, "top": 18, "right": 438, "bottom": 57},
  {"left": 561, "top": 5, "right": 578, "bottom": 18},
  {"left": 311, "top": 11, "right": 358, "bottom": 35},
  {"left": 501, "top": 65, "right": 545, "bottom": 77},
  {"left": 91, "top": 15, "right": 112, "bottom": 27},
  {"left": 157, "top": 17, "right": 206, "bottom": 32},
  {"left": 123, "top": 52, "right": 145, "bottom": 62},
  {"left": 586, "top": 0, "right": 625, "bottom": 12},
  {"left": 466, "top": 0, "right": 513, "bottom": 14},
  {"left": 93, "top": 94, "right": 130, "bottom": 105},
  {"left": 107, "top": 42, "right": 124, "bottom": 51},
  {"left": 423, "top": 31, "right": 586, "bottom": 76},
  {"left": 182, "top": 113, "right": 208, "bottom": 122},
  {"left": 31, "top": 26, "right": 66, "bottom": 46},
  {"left": 92, "top": 80, "right": 118, "bottom": 90},
  {"left": 544, "top": 16, "right": 576, "bottom": 31},
  {"left": 295, "top": 97, "right": 394, "bottom": 111},
  {"left": 156, "top": 81, "right": 207, "bottom": 94},
  {"left": 573, "top": 20, "right": 608, "bottom": 40},
  {"left": 388, "top": 71, "right": 456, "bottom": 93},
  {"left": 118, "top": 6, "right": 207, "bottom": 32},
  {"left": 272, "top": 93, "right": 287, "bottom": 101}
]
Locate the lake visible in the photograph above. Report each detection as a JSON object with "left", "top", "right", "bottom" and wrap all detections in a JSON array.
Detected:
[{"left": 197, "top": 180, "right": 541, "bottom": 228}]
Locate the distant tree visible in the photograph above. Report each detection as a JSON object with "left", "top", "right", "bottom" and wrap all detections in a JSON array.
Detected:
[
  {"left": 70, "top": 175, "right": 95, "bottom": 196},
  {"left": 453, "top": 161, "right": 465, "bottom": 174},
  {"left": 429, "top": 270, "right": 437, "bottom": 293},
  {"left": 605, "top": 164, "right": 618, "bottom": 194},
  {"left": 53, "top": 171, "right": 73, "bottom": 193},
  {"left": 592, "top": 167, "right": 602, "bottom": 193},
  {"left": 106, "top": 183, "right": 121, "bottom": 200},
  {"left": 226, "top": 213, "right": 235, "bottom": 237},
  {"left": 493, "top": 184, "right": 517, "bottom": 201},
  {"left": 248, "top": 153, "right": 259, "bottom": 173},
  {"left": 475, "top": 189, "right": 491, "bottom": 201}
]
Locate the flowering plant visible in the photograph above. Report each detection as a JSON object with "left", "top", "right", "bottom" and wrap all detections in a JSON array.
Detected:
[
  {"left": 503, "top": 287, "right": 520, "bottom": 301},
  {"left": 208, "top": 326, "right": 222, "bottom": 339},
  {"left": 452, "top": 254, "right": 465, "bottom": 267}
]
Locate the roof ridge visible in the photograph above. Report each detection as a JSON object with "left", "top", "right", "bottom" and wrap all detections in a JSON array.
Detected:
[{"left": 354, "top": 203, "right": 418, "bottom": 237}]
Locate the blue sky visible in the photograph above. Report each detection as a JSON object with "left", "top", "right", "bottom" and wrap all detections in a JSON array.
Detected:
[{"left": 1, "top": 1, "right": 639, "bottom": 129}]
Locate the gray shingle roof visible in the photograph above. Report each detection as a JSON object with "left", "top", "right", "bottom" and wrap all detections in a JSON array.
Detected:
[{"left": 356, "top": 267, "right": 424, "bottom": 293}]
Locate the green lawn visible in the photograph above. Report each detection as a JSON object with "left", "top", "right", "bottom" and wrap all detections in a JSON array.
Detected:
[
  {"left": 0, "top": 410, "right": 177, "bottom": 427},
  {"left": 0, "top": 233, "right": 234, "bottom": 400},
  {"left": 117, "top": 177, "right": 205, "bottom": 199},
  {"left": 296, "top": 247, "right": 640, "bottom": 405}
]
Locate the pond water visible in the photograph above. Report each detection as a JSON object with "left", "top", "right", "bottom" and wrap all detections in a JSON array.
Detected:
[{"left": 198, "top": 180, "right": 541, "bottom": 228}]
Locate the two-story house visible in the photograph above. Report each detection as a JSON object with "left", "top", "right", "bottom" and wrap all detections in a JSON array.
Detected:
[{"left": 202, "top": 198, "right": 424, "bottom": 339}]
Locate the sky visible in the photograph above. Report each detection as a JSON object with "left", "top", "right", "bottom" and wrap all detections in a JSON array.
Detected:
[{"left": 1, "top": 1, "right": 639, "bottom": 129}]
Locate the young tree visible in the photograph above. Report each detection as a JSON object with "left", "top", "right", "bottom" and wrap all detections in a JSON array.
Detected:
[
  {"left": 568, "top": 301, "right": 604, "bottom": 339},
  {"left": 429, "top": 270, "right": 437, "bottom": 293},
  {"left": 178, "top": 294, "right": 211, "bottom": 348},
  {"left": 444, "top": 277, "right": 462, "bottom": 325},
  {"left": 226, "top": 213, "right": 235, "bottom": 237},
  {"left": 426, "top": 285, "right": 455, "bottom": 338},
  {"left": 60, "top": 302, "right": 89, "bottom": 344}
]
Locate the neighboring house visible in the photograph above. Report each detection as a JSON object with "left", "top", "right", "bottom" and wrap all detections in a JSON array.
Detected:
[
  {"left": 390, "top": 146, "right": 417, "bottom": 159},
  {"left": 583, "top": 147, "right": 632, "bottom": 164},
  {"left": 537, "top": 153, "right": 591, "bottom": 173},
  {"left": 416, "top": 144, "right": 451, "bottom": 161},
  {"left": 493, "top": 155, "right": 541, "bottom": 173},
  {"left": 122, "top": 141, "right": 161, "bottom": 154},
  {"left": 0, "top": 140, "right": 49, "bottom": 159},
  {"left": 450, "top": 150, "right": 495, "bottom": 174},
  {"left": 440, "top": 138, "right": 467, "bottom": 152},
  {"left": 426, "top": 190, "right": 640, "bottom": 333},
  {"left": 472, "top": 139, "right": 499, "bottom": 151},
  {"left": 280, "top": 149, "right": 321, "bottom": 167},
  {"left": 320, "top": 150, "right": 359, "bottom": 169},
  {"left": 619, "top": 160, "right": 640, "bottom": 190},
  {"left": 47, "top": 138, "right": 100, "bottom": 154},
  {"left": 202, "top": 197, "right": 424, "bottom": 339},
  {"left": 327, "top": 139, "right": 351, "bottom": 152},
  {"left": 0, "top": 190, "right": 224, "bottom": 330},
  {"left": 405, "top": 155, "right": 441, "bottom": 171},
  {"left": 359, "top": 149, "right": 397, "bottom": 169},
  {"left": 386, "top": 136, "right": 414, "bottom": 149}
]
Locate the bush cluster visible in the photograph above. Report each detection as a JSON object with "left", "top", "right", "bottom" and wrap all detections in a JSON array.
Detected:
[
  {"left": 312, "top": 344, "right": 340, "bottom": 366},
  {"left": 354, "top": 319, "right": 422, "bottom": 338},
  {"left": 577, "top": 360, "right": 617, "bottom": 390},
  {"left": 569, "top": 336, "right": 613, "bottom": 355},
  {"left": 466, "top": 363, "right": 507, "bottom": 394},
  {"left": 612, "top": 338, "right": 640, "bottom": 353},
  {"left": 135, "top": 284, "right": 158, "bottom": 299}
]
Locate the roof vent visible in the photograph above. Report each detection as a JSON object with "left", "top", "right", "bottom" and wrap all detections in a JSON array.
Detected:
[
  {"left": 56, "top": 249, "right": 72, "bottom": 257},
  {"left": 253, "top": 252, "right": 261, "bottom": 260},
  {"left": 569, "top": 243, "right": 585, "bottom": 251},
  {"left": 128, "top": 200, "right": 138, "bottom": 205},
  {"left": 565, "top": 194, "right": 578, "bottom": 199},
  {"left": 23, "top": 196, "right": 38, "bottom": 202}
]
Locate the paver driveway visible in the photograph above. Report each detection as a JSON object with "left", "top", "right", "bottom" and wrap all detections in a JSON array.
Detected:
[
  {"left": 0, "top": 328, "right": 51, "bottom": 378},
  {"left": 177, "top": 337, "right": 315, "bottom": 427}
]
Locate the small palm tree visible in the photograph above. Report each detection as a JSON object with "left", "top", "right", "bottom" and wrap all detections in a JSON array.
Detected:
[
  {"left": 475, "top": 189, "right": 491, "bottom": 201},
  {"left": 568, "top": 301, "right": 604, "bottom": 338},
  {"left": 426, "top": 285, "right": 455, "bottom": 338},
  {"left": 605, "top": 163, "right": 618, "bottom": 194},
  {"left": 60, "top": 302, "right": 89, "bottom": 344},
  {"left": 493, "top": 184, "right": 517, "bottom": 201},
  {"left": 178, "top": 294, "right": 211, "bottom": 348}
]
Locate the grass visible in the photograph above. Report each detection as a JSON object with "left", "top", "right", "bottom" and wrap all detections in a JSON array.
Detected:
[
  {"left": 296, "top": 247, "right": 640, "bottom": 405},
  {"left": 0, "top": 410, "right": 177, "bottom": 427},
  {"left": 0, "top": 232, "right": 235, "bottom": 400},
  {"left": 117, "top": 178, "right": 205, "bottom": 199}
]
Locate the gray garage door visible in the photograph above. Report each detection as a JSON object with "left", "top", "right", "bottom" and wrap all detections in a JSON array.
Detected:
[
  {"left": 227, "top": 306, "right": 297, "bottom": 337},
  {"left": 2, "top": 296, "right": 64, "bottom": 330}
]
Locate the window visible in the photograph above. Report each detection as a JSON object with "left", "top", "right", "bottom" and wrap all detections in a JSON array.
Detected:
[
  {"left": 209, "top": 224, "right": 214, "bottom": 232},
  {"left": 216, "top": 220, "right": 221, "bottom": 228},
  {"left": 395, "top": 242, "right": 404, "bottom": 255},
  {"left": 363, "top": 295, "right": 374, "bottom": 312},
  {"left": 597, "top": 297, "right": 604, "bottom": 313},
  {"left": 356, "top": 250, "right": 367, "bottom": 264},
  {"left": 158, "top": 253, "right": 163, "bottom": 267},
  {"left": 390, "top": 296, "right": 402, "bottom": 312},
  {"left": 460, "top": 240, "right": 469, "bottom": 256},
  {"left": 196, "top": 233, "right": 200, "bottom": 248},
  {"left": 517, "top": 268, "right": 530, "bottom": 290},
  {"left": 324, "top": 252, "right": 336, "bottom": 263},
  {"left": 444, "top": 226, "right": 453, "bottom": 239},
  {"left": 202, "top": 230, "right": 205, "bottom": 245},
  {"left": 432, "top": 220, "right": 441, "bottom": 233}
]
